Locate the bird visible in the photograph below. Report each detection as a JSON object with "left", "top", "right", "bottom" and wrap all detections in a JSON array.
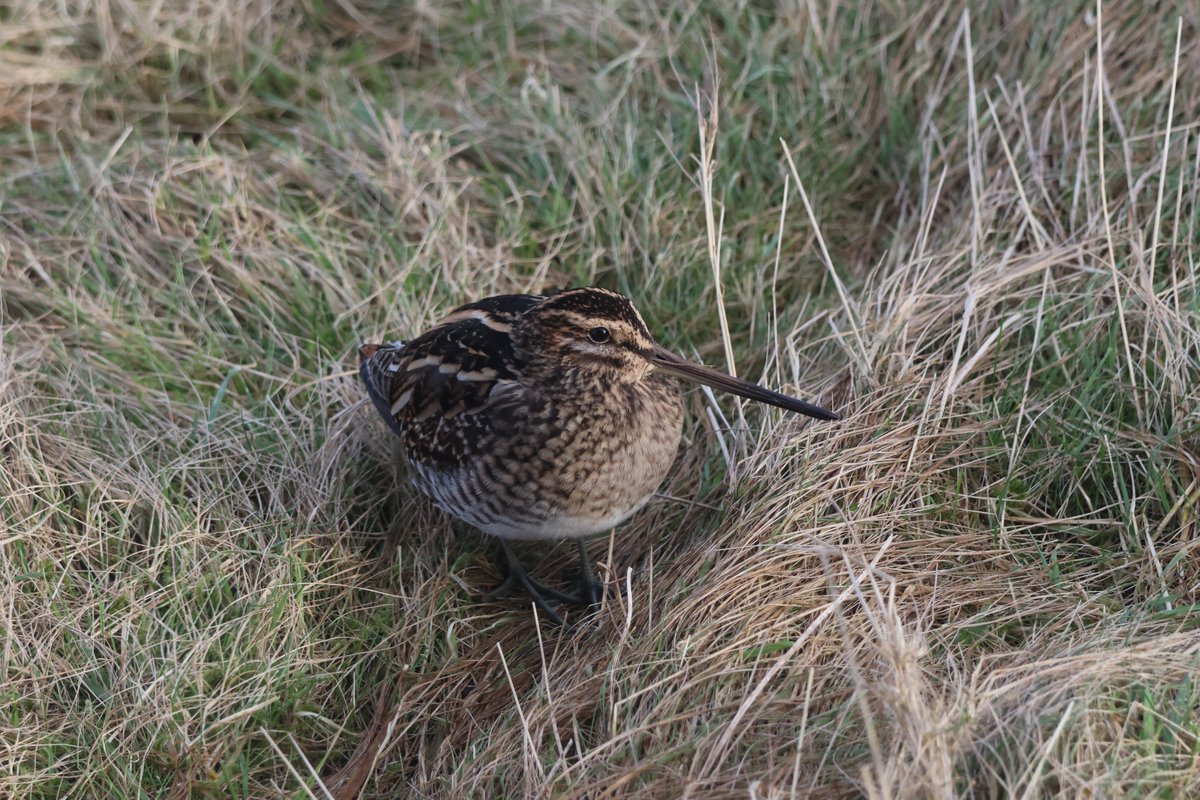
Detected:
[{"left": 359, "top": 287, "right": 839, "bottom": 624}]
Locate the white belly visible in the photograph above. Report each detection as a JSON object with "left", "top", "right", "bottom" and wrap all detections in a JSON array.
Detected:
[{"left": 480, "top": 492, "right": 656, "bottom": 540}]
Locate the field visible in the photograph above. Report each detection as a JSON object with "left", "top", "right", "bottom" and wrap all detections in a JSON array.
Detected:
[{"left": 2, "top": 1, "right": 1199, "bottom": 797}]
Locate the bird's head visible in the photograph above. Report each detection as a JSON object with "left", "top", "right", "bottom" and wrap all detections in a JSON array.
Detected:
[
  {"left": 515, "top": 287, "right": 839, "bottom": 421},
  {"left": 515, "top": 287, "right": 658, "bottom": 379}
]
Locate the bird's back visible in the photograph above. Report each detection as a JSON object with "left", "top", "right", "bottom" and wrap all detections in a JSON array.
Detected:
[{"left": 359, "top": 294, "right": 542, "bottom": 468}]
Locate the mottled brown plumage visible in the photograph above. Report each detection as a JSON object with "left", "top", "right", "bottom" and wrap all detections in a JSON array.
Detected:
[{"left": 360, "top": 287, "right": 838, "bottom": 622}]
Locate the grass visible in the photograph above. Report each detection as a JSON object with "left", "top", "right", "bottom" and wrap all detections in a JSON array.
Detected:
[{"left": 2, "top": 0, "right": 1199, "bottom": 797}]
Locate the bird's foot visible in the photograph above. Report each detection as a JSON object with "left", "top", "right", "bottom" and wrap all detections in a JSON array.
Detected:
[
  {"left": 486, "top": 551, "right": 576, "bottom": 625},
  {"left": 486, "top": 568, "right": 578, "bottom": 605},
  {"left": 488, "top": 541, "right": 615, "bottom": 625},
  {"left": 556, "top": 569, "right": 605, "bottom": 609},
  {"left": 574, "top": 576, "right": 604, "bottom": 609}
]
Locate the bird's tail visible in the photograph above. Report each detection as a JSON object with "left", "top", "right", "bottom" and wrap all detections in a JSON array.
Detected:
[{"left": 357, "top": 342, "right": 409, "bottom": 437}]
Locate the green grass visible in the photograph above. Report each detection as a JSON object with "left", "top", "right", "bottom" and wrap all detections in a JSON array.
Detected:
[{"left": 2, "top": 0, "right": 1199, "bottom": 797}]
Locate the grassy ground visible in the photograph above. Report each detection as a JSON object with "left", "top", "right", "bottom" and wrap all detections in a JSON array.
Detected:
[{"left": 2, "top": 0, "right": 1198, "bottom": 797}]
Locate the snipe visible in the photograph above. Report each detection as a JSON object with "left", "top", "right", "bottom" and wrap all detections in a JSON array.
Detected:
[{"left": 360, "top": 287, "right": 838, "bottom": 623}]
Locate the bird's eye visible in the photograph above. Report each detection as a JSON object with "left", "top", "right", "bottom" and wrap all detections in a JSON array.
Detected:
[{"left": 588, "top": 326, "right": 611, "bottom": 344}]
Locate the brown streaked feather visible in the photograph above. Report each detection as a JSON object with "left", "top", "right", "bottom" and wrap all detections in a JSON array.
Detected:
[{"left": 359, "top": 294, "right": 543, "bottom": 466}]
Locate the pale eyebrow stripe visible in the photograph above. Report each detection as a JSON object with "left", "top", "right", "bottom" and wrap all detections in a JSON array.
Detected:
[{"left": 434, "top": 309, "right": 513, "bottom": 332}]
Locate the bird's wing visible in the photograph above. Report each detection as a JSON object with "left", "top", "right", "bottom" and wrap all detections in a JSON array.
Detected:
[{"left": 358, "top": 294, "right": 542, "bottom": 441}]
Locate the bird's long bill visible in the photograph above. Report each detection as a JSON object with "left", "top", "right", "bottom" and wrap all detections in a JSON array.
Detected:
[{"left": 651, "top": 346, "right": 840, "bottom": 421}]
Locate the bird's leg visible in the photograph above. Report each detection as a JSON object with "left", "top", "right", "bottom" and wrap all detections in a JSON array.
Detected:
[
  {"left": 486, "top": 540, "right": 607, "bottom": 622},
  {"left": 489, "top": 540, "right": 579, "bottom": 624},
  {"left": 573, "top": 539, "right": 604, "bottom": 609}
]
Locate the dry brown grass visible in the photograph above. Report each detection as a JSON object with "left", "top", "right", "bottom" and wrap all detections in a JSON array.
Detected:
[{"left": 2, "top": 1, "right": 1198, "bottom": 797}]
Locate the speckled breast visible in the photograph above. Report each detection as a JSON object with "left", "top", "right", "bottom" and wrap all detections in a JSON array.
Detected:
[{"left": 409, "top": 374, "right": 685, "bottom": 540}]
